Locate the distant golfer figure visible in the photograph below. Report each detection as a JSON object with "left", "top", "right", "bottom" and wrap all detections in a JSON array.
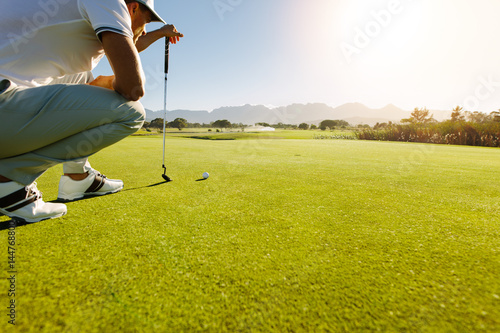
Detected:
[{"left": 0, "top": 0, "right": 183, "bottom": 222}]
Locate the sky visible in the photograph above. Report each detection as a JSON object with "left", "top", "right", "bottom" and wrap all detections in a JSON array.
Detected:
[{"left": 94, "top": 0, "right": 500, "bottom": 113}]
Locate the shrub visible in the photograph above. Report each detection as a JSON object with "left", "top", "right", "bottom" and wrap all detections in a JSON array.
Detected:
[{"left": 356, "top": 121, "right": 500, "bottom": 147}]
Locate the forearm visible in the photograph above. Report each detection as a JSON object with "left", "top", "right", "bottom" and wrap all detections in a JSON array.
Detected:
[
  {"left": 136, "top": 29, "right": 165, "bottom": 52},
  {"left": 136, "top": 25, "right": 184, "bottom": 52}
]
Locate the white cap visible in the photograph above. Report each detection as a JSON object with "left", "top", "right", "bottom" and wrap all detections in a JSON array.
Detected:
[{"left": 135, "top": 0, "right": 166, "bottom": 24}]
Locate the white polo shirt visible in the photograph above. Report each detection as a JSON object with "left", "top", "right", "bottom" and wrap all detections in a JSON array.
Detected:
[{"left": 0, "top": 0, "right": 134, "bottom": 88}]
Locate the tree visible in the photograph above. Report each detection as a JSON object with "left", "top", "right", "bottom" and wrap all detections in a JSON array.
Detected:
[
  {"left": 169, "top": 118, "right": 187, "bottom": 131},
  {"left": 490, "top": 111, "right": 500, "bottom": 122},
  {"left": 256, "top": 122, "right": 271, "bottom": 127},
  {"left": 149, "top": 118, "right": 165, "bottom": 128},
  {"left": 310, "top": 124, "right": 318, "bottom": 130},
  {"left": 233, "top": 122, "right": 246, "bottom": 129},
  {"left": 401, "top": 108, "right": 434, "bottom": 124},
  {"left": 213, "top": 119, "right": 232, "bottom": 129},
  {"left": 338, "top": 120, "right": 350, "bottom": 127},
  {"left": 298, "top": 123, "right": 309, "bottom": 130},
  {"left": 319, "top": 120, "right": 338, "bottom": 130},
  {"left": 374, "top": 122, "right": 388, "bottom": 130},
  {"left": 465, "top": 111, "right": 489, "bottom": 123},
  {"left": 450, "top": 106, "right": 465, "bottom": 122},
  {"left": 189, "top": 122, "right": 202, "bottom": 128}
]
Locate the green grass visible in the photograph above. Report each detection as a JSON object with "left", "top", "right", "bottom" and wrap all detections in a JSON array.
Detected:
[
  {"left": 135, "top": 128, "right": 356, "bottom": 140},
  {"left": 1, "top": 136, "right": 499, "bottom": 332}
]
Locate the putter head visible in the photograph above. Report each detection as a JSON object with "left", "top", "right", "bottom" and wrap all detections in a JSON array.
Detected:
[{"left": 161, "top": 165, "right": 172, "bottom": 182}]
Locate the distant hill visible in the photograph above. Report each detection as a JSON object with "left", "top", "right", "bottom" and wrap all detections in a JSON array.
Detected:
[{"left": 145, "top": 103, "right": 451, "bottom": 126}]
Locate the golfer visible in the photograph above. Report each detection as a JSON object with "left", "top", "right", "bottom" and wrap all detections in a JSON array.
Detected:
[{"left": 0, "top": 0, "right": 183, "bottom": 222}]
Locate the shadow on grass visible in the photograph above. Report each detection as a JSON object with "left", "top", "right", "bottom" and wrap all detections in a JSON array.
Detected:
[
  {"left": 0, "top": 180, "right": 174, "bottom": 229},
  {"left": 123, "top": 180, "right": 172, "bottom": 192},
  {"left": 46, "top": 181, "right": 172, "bottom": 204},
  {"left": 0, "top": 219, "right": 31, "bottom": 230}
]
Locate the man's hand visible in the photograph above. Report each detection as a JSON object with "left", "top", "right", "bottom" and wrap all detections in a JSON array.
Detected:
[
  {"left": 159, "top": 24, "right": 183, "bottom": 44},
  {"left": 88, "top": 75, "right": 115, "bottom": 90},
  {"left": 136, "top": 24, "right": 183, "bottom": 52}
]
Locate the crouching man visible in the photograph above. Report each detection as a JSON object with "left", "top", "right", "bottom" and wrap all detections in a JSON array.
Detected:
[{"left": 0, "top": 0, "right": 183, "bottom": 222}]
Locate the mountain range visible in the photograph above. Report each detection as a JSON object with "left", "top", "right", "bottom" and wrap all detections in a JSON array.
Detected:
[{"left": 145, "top": 103, "right": 452, "bottom": 126}]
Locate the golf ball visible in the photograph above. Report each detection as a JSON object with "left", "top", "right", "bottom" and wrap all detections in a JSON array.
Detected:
[{"left": 203, "top": 172, "right": 210, "bottom": 179}]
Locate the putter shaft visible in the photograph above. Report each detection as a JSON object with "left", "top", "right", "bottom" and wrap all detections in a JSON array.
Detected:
[{"left": 162, "top": 39, "right": 171, "bottom": 182}]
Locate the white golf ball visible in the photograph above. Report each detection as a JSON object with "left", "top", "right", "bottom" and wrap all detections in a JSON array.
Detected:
[{"left": 203, "top": 172, "right": 210, "bottom": 179}]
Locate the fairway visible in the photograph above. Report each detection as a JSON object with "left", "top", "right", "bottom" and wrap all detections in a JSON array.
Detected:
[{"left": 1, "top": 135, "right": 499, "bottom": 332}]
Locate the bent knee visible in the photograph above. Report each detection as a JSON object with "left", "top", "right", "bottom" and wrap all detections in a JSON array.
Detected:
[{"left": 121, "top": 100, "right": 145, "bottom": 130}]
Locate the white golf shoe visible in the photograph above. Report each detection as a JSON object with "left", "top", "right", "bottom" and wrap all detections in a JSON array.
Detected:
[
  {"left": 0, "top": 181, "right": 67, "bottom": 223},
  {"left": 57, "top": 169, "right": 124, "bottom": 202}
]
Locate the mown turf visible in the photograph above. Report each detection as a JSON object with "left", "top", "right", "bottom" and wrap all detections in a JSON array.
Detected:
[
  {"left": 135, "top": 128, "right": 356, "bottom": 140},
  {"left": 1, "top": 135, "right": 499, "bottom": 332}
]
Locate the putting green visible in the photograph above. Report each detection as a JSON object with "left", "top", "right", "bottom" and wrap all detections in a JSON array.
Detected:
[{"left": 1, "top": 135, "right": 499, "bottom": 332}]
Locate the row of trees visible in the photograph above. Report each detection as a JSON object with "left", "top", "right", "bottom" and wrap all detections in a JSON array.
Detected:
[
  {"left": 372, "top": 107, "right": 500, "bottom": 129},
  {"left": 144, "top": 118, "right": 239, "bottom": 131},
  {"left": 357, "top": 107, "right": 500, "bottom": 147},
  {"left": 143, "top": 119, "right": 337, "bottom": 131},
  {"left": 297, "top": 120, "right": 351, "bottom": 131},
  {"left": 256, "top": 122, "right": 299, "bottom": 129}
]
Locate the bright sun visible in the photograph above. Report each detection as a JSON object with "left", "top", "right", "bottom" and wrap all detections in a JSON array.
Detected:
[{"left": 337, "top": 0, "right": 425, "bottom": 68}]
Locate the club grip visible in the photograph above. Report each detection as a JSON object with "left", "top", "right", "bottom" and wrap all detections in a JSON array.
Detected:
[{"left": 164, "top": 38, "right": 170, "bottom": 74}]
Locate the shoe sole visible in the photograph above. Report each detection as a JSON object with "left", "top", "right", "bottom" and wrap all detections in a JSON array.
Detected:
[
  {"left": 6, "top": 210, "right": 67, "bottom": 223},
  {"left": 57, "top": 187, "right": 123, "bottom": 203}
]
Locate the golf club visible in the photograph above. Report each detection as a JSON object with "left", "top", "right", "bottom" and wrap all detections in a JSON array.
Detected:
[{"left": 162, "top": 38, "right": 172, "bottom": 182}]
